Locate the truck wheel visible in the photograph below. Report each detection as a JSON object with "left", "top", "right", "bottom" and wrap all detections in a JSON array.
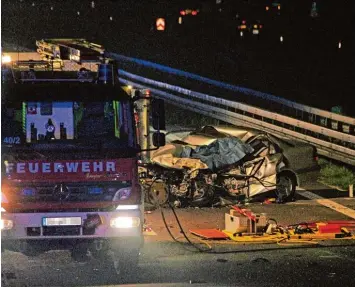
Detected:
[
  {"left": 275, "top": 172, "right": 296, "bottom": 202},
  {"left": 71, "top": 242, "right": 90, "bottom": 262},
  {"left": 111, "top": 249, "right": 139, "bottom": 278},
  {"left": 20, "top": 241, "right": 44, "bottom": 257}
]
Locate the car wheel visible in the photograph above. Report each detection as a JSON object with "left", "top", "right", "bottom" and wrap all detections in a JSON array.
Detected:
[
  {"left": 275, "top": 173, "right": 296, "bottom": 202},
  {"left": 148, "top": 179, "right": 168, "bottom": 207}
]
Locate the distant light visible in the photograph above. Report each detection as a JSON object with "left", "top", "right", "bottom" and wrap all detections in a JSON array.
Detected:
[
  {"left": 240, "top": 31, "right": 244, "bottom": 37},
  {"left": 127, "top": 85, "right": 133, "bottom": 90},
  {"left": 266, "top": 6, "right": 269, "bottom": 11},
  {"left": 32, "top": 2, "right": 35, "bottom": 6},
  {"left": 242, "top": 20, "right": 246, "bottom": 24},
  {"left": 253, "top": 24, "right": 257, "bottom": 29},
  {"left": 109, "top": 16, "right": 113, "bottom": 21},
  {"left": 180, "top": 11, "right": 186, "bottom": 16},
  {"left": 178, "top": 16, "right": 182, "bottom": 24},
  {"left": 280, "top": 36, "right": 284, "bottom": 42},
  {"left": 77, "top": 11, "right": 80, "bottom": 16},
  {"left": 338, "top": 41, "right": 342, "bottom": 49},
  {"left": 278, "top": 5, "right": 281, "bottom": 10},
  {"left": 192, "top": 10, "right": 197, "bottom": 16},
  {"left": 50, "top": 6, "right": 54, "bottom": 11},
  {"left": 260, "top": 24, "right": 263, "bottom": 28},
  {"left": 2, "top": 55, "right": 12, "bottom": 64},
  {"left": 156, "top": 18, "right": 165, "bottom": 31},
  {"left": 91, "top": 1, "right": 95, "bottom": 8}
]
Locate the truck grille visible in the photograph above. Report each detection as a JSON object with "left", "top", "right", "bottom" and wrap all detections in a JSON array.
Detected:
[
  {"left": 43, "top": 226, "right": 80, "bottom": 236},
  {"left": 11, "top": 182, "right": 131, "bottom": 203}
]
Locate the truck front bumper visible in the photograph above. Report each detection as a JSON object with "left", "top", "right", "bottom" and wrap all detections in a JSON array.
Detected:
[{"left": 1, "top": 209, "right": 143, "bottom": 252}]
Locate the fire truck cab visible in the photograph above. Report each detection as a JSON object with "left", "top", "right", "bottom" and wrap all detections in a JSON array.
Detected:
[{"left": 1, "top": 39, "right": 165, "bottom": 277}]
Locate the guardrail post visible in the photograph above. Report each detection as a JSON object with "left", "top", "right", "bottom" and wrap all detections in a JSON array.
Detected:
[{"left": 349, "top": 184, "right": 354, "bottom": 198}]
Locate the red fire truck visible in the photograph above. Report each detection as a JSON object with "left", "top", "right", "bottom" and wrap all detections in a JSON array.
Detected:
[{"left": 1, "top": 39, "right": 165, "bottom": 276}]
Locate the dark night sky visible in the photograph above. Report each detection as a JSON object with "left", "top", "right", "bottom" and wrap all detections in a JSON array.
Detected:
[
  {"left": 1, "top": 0, "right": 353, "bottom": 113},
  {"left": 2, "top": 0, "right": 351, "bottom": 48}
]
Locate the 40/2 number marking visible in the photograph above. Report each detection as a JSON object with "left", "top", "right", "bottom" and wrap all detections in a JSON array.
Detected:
[{"left": 3, "top": 137, "right": 21, "bottom": 144}]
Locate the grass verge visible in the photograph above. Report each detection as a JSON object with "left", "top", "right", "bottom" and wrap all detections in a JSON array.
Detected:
[{"left": 318, "top": 158, "right": 355, "bottom": 191}]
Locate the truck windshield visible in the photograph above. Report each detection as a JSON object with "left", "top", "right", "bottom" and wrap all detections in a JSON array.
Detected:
[{"left": 2, "top": 100, "right": 136, "bottom": 150}]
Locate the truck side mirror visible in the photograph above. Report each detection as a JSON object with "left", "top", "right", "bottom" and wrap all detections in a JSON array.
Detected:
[
  {"left": 151, "top": 99, "right": 166, "bottom": 130},
  {"left": 152, "top": 132, "right": 166, "bottom": 147}
]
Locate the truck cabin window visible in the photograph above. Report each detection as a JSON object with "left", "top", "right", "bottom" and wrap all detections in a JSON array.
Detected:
[{"left": 2, "top": 101, "right": 135, "bottom": 146}]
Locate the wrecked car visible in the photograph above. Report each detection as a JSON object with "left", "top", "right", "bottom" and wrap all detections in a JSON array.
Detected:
[{"left": 141, "top": 125, "right": 319, "bottom": 207}]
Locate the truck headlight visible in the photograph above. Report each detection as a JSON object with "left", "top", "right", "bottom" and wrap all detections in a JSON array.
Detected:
[
  {"left": 0, "top": 219, "right": 13, "bottom": 230},
  {"left": 2, "top": 55, "right": 12, "bottom": 64},
  {"left": 1, "top": 191, "right": 9, "bottom": 212},
  {"left": 110, "top": 217, "right": 140, "bottom": 229}
]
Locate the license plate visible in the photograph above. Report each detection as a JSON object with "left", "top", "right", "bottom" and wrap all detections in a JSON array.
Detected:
[{"left": 42, "top": 217, "right": 82, "bottom": 226}]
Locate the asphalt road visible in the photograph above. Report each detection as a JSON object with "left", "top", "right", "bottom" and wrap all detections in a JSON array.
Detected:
[
  {"left": 3, "top": 184, "right": 355, "bottom": 287},
  {"left": 2, "top": 240, "right": 355, "bottom": 287}
]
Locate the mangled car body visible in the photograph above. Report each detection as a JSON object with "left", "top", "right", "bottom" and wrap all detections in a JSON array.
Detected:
[{"left": 143, "top": 126, "right": 319, "bottom": 207}]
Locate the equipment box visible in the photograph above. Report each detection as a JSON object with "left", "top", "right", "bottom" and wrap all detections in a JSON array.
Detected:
[{"left": 225, "top": 213, "right": 248, "bottom": 234}]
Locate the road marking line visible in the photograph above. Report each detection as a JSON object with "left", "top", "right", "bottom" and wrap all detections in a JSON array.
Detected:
[
  {"left": 297, "top": 188, "right": 355, "bottom": 219},
  {"left": 316, "top": 199, "right": 355, "bottom": 219},
  {"left": 297, "top": 189, "right": 323, "bottom": 200},
  {"left": 319, "top": 255, "right": 340, "bottom": 258}
]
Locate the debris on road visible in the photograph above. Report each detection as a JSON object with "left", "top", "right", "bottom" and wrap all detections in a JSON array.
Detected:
[
  {"left": 263, "top": 198, "right": 276, "bottom": 204},
  {"left": 187, "top": 206, "right": 355, "bottom": 247},
  {"left": 143, "top": 224, "right": 157, "bottom": 236},
  {"left": 189, "top": 229, "right": 229, "bottom": 240}
]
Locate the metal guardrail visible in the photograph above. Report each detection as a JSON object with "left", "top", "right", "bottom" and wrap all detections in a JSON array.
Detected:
[
  {"left": 118, "top": 72, "right": 355, "bottom": 166},
  {"left": 20, "top": 79, "right": 93, "bottom": 82},
  {"left": 112, "top": 53, "right": 355, "bottom": 136}
]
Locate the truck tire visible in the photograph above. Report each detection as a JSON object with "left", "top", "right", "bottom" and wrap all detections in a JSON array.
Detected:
[
  {"left": 20, "top": 241, "right": 45, "bottom": 257},
  {"left": 71, "top": 242, "right": 90, "bottom": 262},
  {"left": 111, "top": 249, "right": 139, "bottom": 279}
]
